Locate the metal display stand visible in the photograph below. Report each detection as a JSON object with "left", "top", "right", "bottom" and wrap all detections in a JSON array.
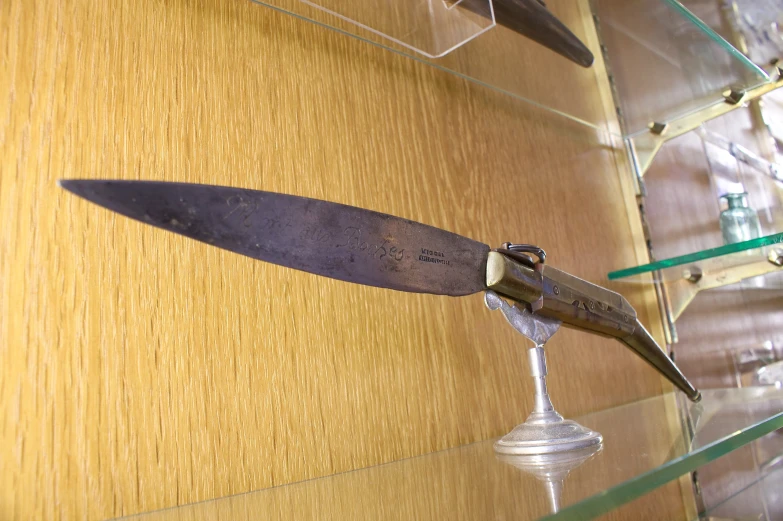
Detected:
[{"left": 485, "top": 291, "right": 603, "bottom": 455}]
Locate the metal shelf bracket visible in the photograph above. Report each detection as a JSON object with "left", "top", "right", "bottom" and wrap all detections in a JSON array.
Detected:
[{"left": 630, "top": 68, "right": 783, "bottom": 177}]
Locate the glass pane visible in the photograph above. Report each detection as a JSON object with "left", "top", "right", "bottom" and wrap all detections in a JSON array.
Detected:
[
  {"left": 298, "top": 0, "right": 495, "bottom": 58},
  {"left": 698, "top": 127, "right": 783, "bottom": 242},
  {"left": 607, "top": 231, "right": 783, "bottom": 281},
  {"left": 245, "top": 0, "right": 767, "bottom": 135},
  {"left": 592, "top": 0, "right": 769, "bottom": 136},
  {"left": 248, "top": 0, "right": 607, "bottom": 130},
  {"left": 729, "top": 341, "right": 783, "bottom": 388},
  {"left": 118, "top": 387, "right": 783, "bottom": 521}
]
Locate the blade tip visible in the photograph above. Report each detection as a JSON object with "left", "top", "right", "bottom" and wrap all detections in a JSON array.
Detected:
[
  {"left": 58, "top": 179, "right": 82, "bottom": 192},
  {"left": 58, "top": 179, "right": 80, "bottom": 197},
  {"left": 59, "top": 179, "right": 97, "bottom": 198}
]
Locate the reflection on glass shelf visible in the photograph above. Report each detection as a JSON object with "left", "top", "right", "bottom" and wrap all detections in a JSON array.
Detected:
[
  {"left": 249, "top": 0, "right": 608, "bottom": 129},
  {"left": 243, "top": 0, "right": 766, "bottom": 136},
  {"left": 695, "top": 458, "right": 783, "bottom": 521},
  {"left": 699, "top": 127, "right": 783, "bottom": 184},
  {"left": 756, "top": 361, "right": 783, "bottom": 387},
  {"left": 120, "top": 388, "right": 783, "bottom": 521},
  {"left": 608, "top": 232, "right": 783, "bottom": 281},
  {"left": 730, "top": 342, "right": 783, "bottom": 388}
]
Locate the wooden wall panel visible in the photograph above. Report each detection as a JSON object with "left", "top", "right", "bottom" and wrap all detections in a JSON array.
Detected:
[
  {"left": 128, "top": 394, "right": 689, "bottom": 521},
  {"left": 1, "top": 0, "right": 677, "bottom": 519}
]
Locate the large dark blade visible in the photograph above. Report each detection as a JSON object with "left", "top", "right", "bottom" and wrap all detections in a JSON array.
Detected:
[{"left": 60, "top": 180, "right": 490, "bottom": 296}]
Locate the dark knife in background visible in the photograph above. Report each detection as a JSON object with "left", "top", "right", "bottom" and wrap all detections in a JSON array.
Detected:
[{"left": 461, "top": 0, "right": 594, "bottom": 67}]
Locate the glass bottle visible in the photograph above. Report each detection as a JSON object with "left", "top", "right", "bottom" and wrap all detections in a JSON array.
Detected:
[{"left": 719, "top": 192, "right": 762, "bottom": 245}]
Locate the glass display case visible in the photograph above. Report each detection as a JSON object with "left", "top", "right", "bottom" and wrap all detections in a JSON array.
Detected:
[
  {"left": 694, "top": 453, "right": 783, "bottom": 520},
  {"left": 164, "top": 2, "right": 781, "bottom": 520},
  {"left": 722, "top": 0, "right": 783, "bottom": 68},
  {"left": 730, "top": 341, "right": 783, "bottom": 388}
]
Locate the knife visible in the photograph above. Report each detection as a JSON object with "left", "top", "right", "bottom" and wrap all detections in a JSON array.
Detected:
[
  {"left": 460, "top": 0, "right": 594, "bottom": 67},
  {"left": 60, "top": 180, "right": 699, "bottom": 401}
]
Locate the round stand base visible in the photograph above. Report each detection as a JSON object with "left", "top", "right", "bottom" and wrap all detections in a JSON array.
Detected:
[{"left": 494, "top": 417, "right": 603, "bottom": 455}]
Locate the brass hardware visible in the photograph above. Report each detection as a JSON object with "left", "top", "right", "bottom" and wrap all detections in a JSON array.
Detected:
[
  {"left": 682, "top": 267, "right": 703, "bottom": 283},
  {"left": 486, "top": 251, "right": 543, "bottom": 306},
  {"left": 649, "top": 121, "right": 668, "bottom": 135},
  {"left": 722, "top": 88, "right": 746, "bottom": 105},
  {"left": 538, "top": 265, "right": 636, "bottom": 337},
  {"left": 489, "top": 252, "right": 637, "bottom": 338},
  {"left": 769, "top": 249, "right": 783, "bottom": 267},
  {"left": 630, "top": 70, "right": 783, "bottom": 177}
]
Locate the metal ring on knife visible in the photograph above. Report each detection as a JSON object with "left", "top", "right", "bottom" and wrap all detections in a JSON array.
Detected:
[{"left": 495, "top": 243, "right": 546, "bottom": 268}]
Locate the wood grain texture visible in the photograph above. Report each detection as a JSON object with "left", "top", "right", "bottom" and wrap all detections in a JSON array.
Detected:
[
  {"left": 128, "top": 393, "right": 689, "bottom": 521},
  {"left": 1, "top": 0, "right": 682, "bottom": 519}
]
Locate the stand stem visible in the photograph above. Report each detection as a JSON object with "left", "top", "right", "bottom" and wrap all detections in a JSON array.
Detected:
[{"left": 527, "top": 346, "right": 562, "bottom": 423}]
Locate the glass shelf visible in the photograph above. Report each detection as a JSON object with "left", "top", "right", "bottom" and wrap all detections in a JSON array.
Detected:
[
  {"left": 119, "top": 387, "right": 783, "bottom": 521},
  {"left": 608, "top": 231, "right": 783, "bottom": 281},
  {"left": 244, "top": 0, "right": 769, "bottom": 137},
  {"left": 594, "top": 0, "right": 769, "bottom": 137}
]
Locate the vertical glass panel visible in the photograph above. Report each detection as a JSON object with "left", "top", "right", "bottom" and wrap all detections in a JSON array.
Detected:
[
  {"left": 698, "top": 127, "right": 783, "bottom": 240},
  {"left": 729, "top": 341, "right": 783, "bottom": 388},
  {"left": 694, "top": 457, "right": 783, "bottom": 521}
]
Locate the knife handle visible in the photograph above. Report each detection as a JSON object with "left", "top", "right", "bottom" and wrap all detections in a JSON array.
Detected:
[
  {"left": 485, "top": 250, "right": 543, "bottom": 305},
  {"left": 486, "top": 251, "right": 701, "bottom": 402},
  {"left": 486, "top": 252, "right": 635, "bottom": 336}
]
